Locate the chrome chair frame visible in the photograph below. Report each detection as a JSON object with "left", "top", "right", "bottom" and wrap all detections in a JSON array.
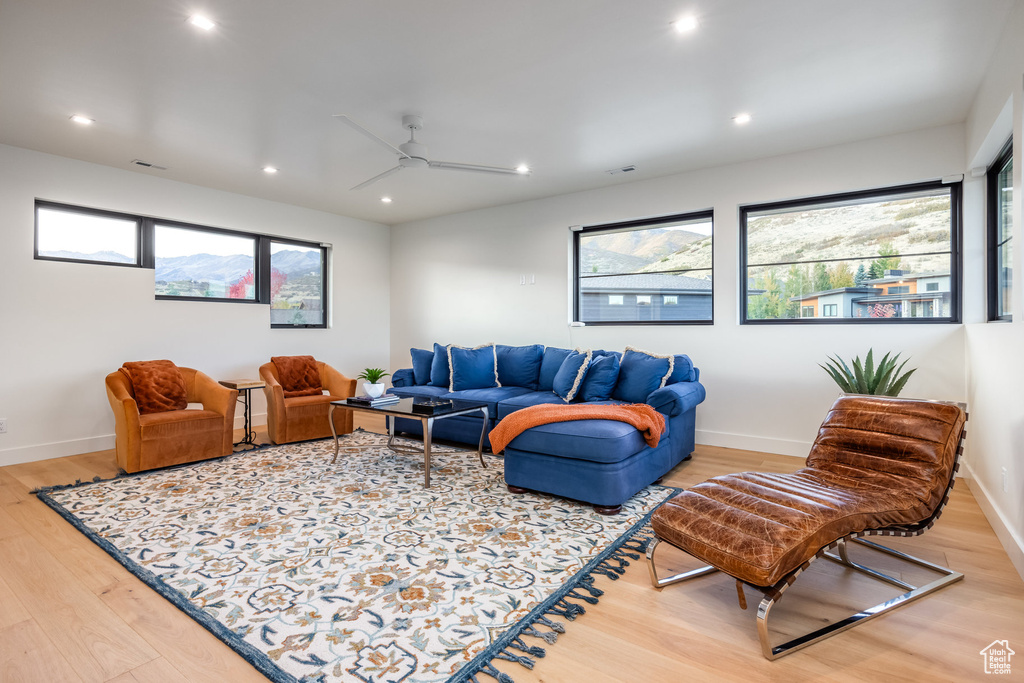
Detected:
[{"left": 647, "top": 412, "right": 967, "bottom": 660}]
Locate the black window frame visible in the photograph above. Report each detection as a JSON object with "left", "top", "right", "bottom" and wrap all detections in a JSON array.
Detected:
[
  {"left": 740, "top": 180, "right": 963, "bottom": 325},
  {"left": 987, "top": 138, "right": 1013, "bottom": 322},
  {"left": 572, "top": 209, "right": 714, "bottom": 326},
  {"left": 32, "top": 200, "right": 329, "bottom": 328},
  {"left": 34, "top": 200, "right": 145, "bottom": 268}
]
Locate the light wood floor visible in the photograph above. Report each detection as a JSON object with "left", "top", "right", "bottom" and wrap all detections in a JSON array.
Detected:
[{"left": 2, "top": 416, "right": 1022, "bottom": 682}]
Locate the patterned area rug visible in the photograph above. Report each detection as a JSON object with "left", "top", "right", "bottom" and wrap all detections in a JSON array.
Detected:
[{"left": 38, "top": 430, "right": 675, "bottom": 683}]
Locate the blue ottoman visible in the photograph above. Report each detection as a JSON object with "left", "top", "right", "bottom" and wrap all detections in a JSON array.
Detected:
[{"left": 502, "top": 416, "right": 687, "bottom": 514}]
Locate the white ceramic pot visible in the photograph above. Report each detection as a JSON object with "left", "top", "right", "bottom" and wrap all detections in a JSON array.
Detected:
[{"left": 364, "top": 382, "right": 386, "bottom": 398}]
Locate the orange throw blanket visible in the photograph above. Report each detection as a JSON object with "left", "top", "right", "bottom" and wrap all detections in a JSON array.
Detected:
[{"left": 489, "top": 403, "right": 666, "bottom": 454}]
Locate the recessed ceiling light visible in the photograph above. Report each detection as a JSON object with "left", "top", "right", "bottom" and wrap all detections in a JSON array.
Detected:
[
  {"left": 673, "top": 15, "right": 699, "bottom": 33},
  {"left": 380, "top": 196, "right": 393, "bottom": 204},
  {"left": 262, "top": 166, "right": 278, "bottom": 174},
  {"left": 516, "top": 164, "right": 531, "bottom": 174},
  {"left": 732, "top": 113, "right": 752, "bottom": 125},
  {"left": 188, "top": 14, "right": 216, "bottom": 31},
  {"left": 70, "top": 114, "right": 94, "bottom": 125}
]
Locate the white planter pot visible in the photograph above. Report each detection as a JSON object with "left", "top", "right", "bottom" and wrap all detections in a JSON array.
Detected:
[{"left": 364, "top": 382, "right": 386, "bottom": 398}]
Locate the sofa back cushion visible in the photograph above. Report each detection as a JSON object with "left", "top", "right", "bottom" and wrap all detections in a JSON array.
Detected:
[
  {"left": 120, "top": 360, "right": 188, "bottom": 414},
  {"left": 496, "top": 344, "right": 544, "bottom": 390},
  {"left": 449, "top": 344, "right": 500, "bottom": 391},
  {"left": 579, "top": 353, "right": 621, "bottom": 402},
  {"left": 428, "top": 343, "right": 450, "bottom": 387},
  {"left": 667, "top": 354, "right": 696, "bottom": 383},
  {"left": 537, "top": 346, "right": 573, "bottom": 392},
  {"left": 410, "top": 347, "right": 434, "bottom": 385},
  {"left": 612, "top": 347, "right": 675, "bottom": 403},
  {"left": 271, "top": 355, "right": 324, "bottom": 398},
  {"left": 552, "top": 350, "right": 593, "bottom": 402}
]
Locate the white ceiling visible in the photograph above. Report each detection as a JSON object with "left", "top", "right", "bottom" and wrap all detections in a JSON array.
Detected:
[{"left": 0, "top": 0, "right": 1016, "bottom": 224}]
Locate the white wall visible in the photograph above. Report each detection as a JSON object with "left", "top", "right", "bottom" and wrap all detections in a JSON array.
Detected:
[
  {"left": 963, "top": 1, "right": 1024, "bottom": 577},
  {"left": 0, "top": 144, "right": 391, "bottom": 466},
  {"left": 390, "top": 124, "right": 968, "bottom": 457}
]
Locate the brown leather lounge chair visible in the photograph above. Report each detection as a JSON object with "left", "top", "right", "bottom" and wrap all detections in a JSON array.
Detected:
[
  {"left": 646, "top": 395, "right": 967, "bottom": 659},
  {"left": 259, "top": 355, "right": 357, "bottom": 444},
  {"left": 106, "top": 360, "right": 238, "bottom": 473}
]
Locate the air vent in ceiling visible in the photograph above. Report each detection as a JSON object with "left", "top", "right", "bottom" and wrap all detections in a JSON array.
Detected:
[
  {"left": 131, "top": 159, "right": 168, "bottom": 170},
  {"left": 606, "top": 165, "right": 636, "bottom": 175}
]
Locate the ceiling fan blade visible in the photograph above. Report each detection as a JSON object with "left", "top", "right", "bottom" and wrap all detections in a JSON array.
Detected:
[
  {"left": 333, "top": 114, "right": 409, "bottom": 159},
  {"left": 350, "top": 165, "right": 402, "bottom": 191},
  {"left": 428, "top": 160, "right": 529, "bottom": 176}
]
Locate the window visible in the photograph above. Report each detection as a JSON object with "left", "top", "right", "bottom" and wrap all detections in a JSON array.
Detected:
[
  {"left": 926, "top": 282, "right": 939, "bottom": 292},
  {"left": 269, "top": 240, "right": 328, "bottom": 328},
  {"left": 988, "top": 139, "right": 1013, "bottom": 321},
  {"left": 35, "top": 202, "right": 141, "bottom": 266},
  {"left": 155, "top": 224, "right": 256, "bottom": 300},
  {"left": 33, "top": 200, "right": 328, "bottom": 327},
  {"left": 741, "top": 181, "right": 961, "bottom": 323},
  {"left": 801, "top": 305, "right": 815, "bottom": 317},
  {"left": 574, "top": 210, "right": 713, "bottom": 324}
]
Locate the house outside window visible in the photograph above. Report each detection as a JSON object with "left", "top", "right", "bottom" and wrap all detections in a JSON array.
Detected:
[
  {"left": 741, "top": 181, "right": 961, "bottom": 323},
  {"left": 988, "top": 138, "right": 1013, "bottom": 321},
  {"left": 574, "top": 210, "right": 713, "bottom": 324}
]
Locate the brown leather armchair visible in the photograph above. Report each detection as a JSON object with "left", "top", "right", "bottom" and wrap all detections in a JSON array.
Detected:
[
  {"left": 259, "top": 359, "right": 357, "bottom": 444},
  {"left": 646, "top": 395, "right": 967, "bottom": 659},
  {"left": 105, "top": 364, "right": 238, "bottom": 473}
]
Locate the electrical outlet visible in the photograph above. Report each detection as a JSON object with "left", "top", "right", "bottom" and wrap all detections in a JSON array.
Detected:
[
  {"left": 1002, "top": 467, "right": 1010, "bottom": 493},
  {"left": 0, "top": 418, "right": 6, "bottom": 434}
]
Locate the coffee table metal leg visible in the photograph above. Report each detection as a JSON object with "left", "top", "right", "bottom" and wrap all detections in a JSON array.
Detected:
[
  {"left": 422, "top": 417, "right": 433, "bottom": 488},
  {"left": 330, "top": 404, "right": 340, "bottom": 463},
  {"left": 476, "top": 407, "right": 488, "bottom": 467},
  {"left": 387, "top": 414, "right": 398, "bottom": 449}
]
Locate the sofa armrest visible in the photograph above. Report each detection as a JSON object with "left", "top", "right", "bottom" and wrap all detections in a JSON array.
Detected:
[
  {"left": 392, "top": 368, "right": 416, "bottom": 387},
  {"left": 194, "top": 370, "right": 238, "bottom": 419},
  {"left": 647, "top": 381, "right": 706, "bottom": 418},
  {"left": 323, "top": 364, "right": 357, "bottom": 398}
]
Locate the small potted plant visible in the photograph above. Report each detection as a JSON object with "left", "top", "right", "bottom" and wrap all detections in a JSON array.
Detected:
[
  {"left": 357, "top": 368, "right": 390, "bottom": 398},
  {"left": 820, "top": 349, "right": 916, "bottom": 396}
]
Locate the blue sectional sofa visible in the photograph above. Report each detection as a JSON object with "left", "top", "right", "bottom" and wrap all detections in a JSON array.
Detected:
[{"left": 389, "top": 343, "right": 706, "bottom": 513}]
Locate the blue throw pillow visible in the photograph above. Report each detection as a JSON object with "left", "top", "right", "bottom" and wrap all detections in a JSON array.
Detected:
[
  {"left": 428, "top": 343, "right": 450, "bottom": 387},
  {"left": 667, "top": 354, "right": 696, "bottom": 384},
  {"left": 449, "top": 344, "right": 499, "bottom": 391},
  {"left": 579, "top": 353, "right": 621, "bottom": 401},
  {"left": 410, "top": 347, "right": 433, "bottom": 385},
  {"left": 538, "top": 347, "right": 573, "bottom": 391},
  {"left": 496, "top": 344, "right": 544, "bottom": 390},
  {"left": 552, "top": 350, "right": 593, "bottom": 402},
  {"left": 612, "top": 347, "right": 674, "bottom": 403}
]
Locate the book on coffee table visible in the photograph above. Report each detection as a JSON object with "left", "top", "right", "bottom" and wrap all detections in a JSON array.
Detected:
[{"left": 347, "top": 394, "right": 401, "bottom": 407}]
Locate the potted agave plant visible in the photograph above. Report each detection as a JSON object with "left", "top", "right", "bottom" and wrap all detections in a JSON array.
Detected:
[
  {"left": 820, "top": 349, "right": 916, "bottom": 396},
  {"left": 357, "top": 368, "right": 390, "bottom": 399}
]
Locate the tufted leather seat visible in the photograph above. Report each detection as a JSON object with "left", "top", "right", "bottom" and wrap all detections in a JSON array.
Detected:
[{"left": 647, "top": 395, "right": 967, "bottom": 659}]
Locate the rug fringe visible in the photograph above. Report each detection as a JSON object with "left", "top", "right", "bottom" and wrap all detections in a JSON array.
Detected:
[{"left": 460, "top": 514, "right": 667, "bottom": 683}]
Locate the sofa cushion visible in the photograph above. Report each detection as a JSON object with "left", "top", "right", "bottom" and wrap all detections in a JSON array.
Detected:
[
  {"left": 613, "top": 347, "right": 674, "bottom": 403},
  {"left": 496, "top": 344, "right": 544, "bottom": 390},
  {"left": 495, "top": 391, "right": 566, "bottom": 419},
  {"left": 443, "top": 386, "right": 533, "bottom": 415},
  {"left": 553, "top": 350, "right": 592, "bottom": 402},
  {"left": 271, "top": 355, "right": 323, "bottom": 398},
  {"left": 668, "top": 354, "right": 696, "bottom": 384},
  {"left": 449, "top": 344, "right": 499, "bottom": 391},
  {"left": 121, "top": 360, "right": 188, "bottom": 415},
  {"left": 428, "top": 343, "right": 450, "bottom": 387},
  {"left": 389, "top": 384, "right": 451, "bottom": 400},
  {"left": 580, "top": 353, "right": 621, "bottom": 402},
  {"left": 505, "top": 415, "right": 669, "bottom": 464},
  {"left": 410, "top": 347, "right": 433, "bottom": 385},
  {"left": 538, "top": 347, "right": 573, "bottom": 391}
]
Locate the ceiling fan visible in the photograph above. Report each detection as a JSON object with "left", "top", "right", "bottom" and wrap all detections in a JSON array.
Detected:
[{"left": 333, "top": 113, "right": 531, "bottom": 190}]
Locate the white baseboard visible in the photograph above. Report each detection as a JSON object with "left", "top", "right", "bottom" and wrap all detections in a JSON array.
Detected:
[
  {"left": 236, "top": 411, "right": 267, "bottom": 429},
  {"left": 696, "top": 429, "right": 809, "bottom": 458},
  {"left": 962, "top": 462, "right": 1024, "bottom": 582},
  {"left": 0, "top": 435, "right": 116, "bottom": 468}
]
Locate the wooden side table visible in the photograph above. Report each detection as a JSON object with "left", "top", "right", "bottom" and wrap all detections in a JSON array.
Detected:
[{"left": 219, "top": 379, "right": 266, "bottom": 450}]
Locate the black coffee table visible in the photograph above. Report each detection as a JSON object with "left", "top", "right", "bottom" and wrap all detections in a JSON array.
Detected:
[{"left": 328, "top": 397, "right": 489, "bottom": 488}]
